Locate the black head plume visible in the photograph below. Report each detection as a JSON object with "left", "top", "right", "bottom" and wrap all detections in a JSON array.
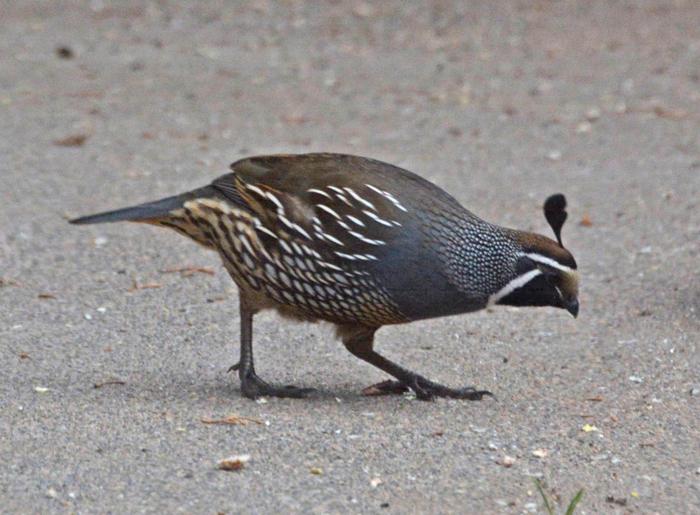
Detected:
[{"left": 544, "top": 193, "right": 568, "bottom": 247}]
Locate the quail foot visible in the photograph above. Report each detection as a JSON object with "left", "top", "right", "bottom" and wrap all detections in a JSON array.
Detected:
[{"left": 71, "top": 153, "right": 579, "bottom": 401}]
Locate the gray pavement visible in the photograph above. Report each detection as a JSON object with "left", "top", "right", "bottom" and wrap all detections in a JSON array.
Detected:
[{"left": 1, "top": 1, "right": 699, "bottom": 513}]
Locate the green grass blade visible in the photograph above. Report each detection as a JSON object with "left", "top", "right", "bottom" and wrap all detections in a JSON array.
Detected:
[
  {"left": 532, "top": 477, "right": 554, "bottom": 515},
  {"left": 565, "top": 488, "right": 585, "bottom": 515}
]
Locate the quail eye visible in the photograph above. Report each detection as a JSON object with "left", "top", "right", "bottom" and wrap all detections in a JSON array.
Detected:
[{"left": 545, "top": 272, "right": 562, "bottom": 288}]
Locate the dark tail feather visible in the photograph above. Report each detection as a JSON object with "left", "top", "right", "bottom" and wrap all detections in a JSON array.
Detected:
[{"left": 69, "top": 186, "right": 215, "bottom": 225}]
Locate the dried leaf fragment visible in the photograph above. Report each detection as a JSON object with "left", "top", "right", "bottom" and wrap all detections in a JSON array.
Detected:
[
  {"left": 532, "top": 449, "right": 548, "bottom": 458},
  {"left": 35, "top": 386, "right": 50, "bottom": 393},
  {"left": 53, "top": 134, "right": 89, "bottom": 147},
  {"left": 56, "top": 46, "right": 74, "bottom": 59},
  {"left": 580, "top": 214, "right": 593, "bottom": 226},
  {"left": 38, "top": 294, "right": 57, "bottom": 299},
  {"left": 310, "top": 467, "right": 323, "bottom": 475},
  {"left": 582, "top": 424, "right": 598, "bottom": 433},
  {"left": 218, "top": 454, "right": 250, "bottom": 471}
]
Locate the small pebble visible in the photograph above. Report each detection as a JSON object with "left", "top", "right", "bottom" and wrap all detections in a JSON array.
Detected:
[
  {"left": 501, "top": 456, "right": 516, "bottom": 468},
  {"left": 629, "top": 376, "right": 643, "bottom": 383},
  {"left": 584, "top": 107, "right": 601, "bottom": 121},
  {"left": 576, "top": 121, "right": 593, "bottom": 133},
  {"left": 690, "top": 388, "right": 699, "bottom": 396},
  {"left": 45, "top": 488, "right": 57, "bottom": 499}
]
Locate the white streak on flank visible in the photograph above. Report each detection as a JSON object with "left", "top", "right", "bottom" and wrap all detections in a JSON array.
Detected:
[
  {"left": 335, "top": 252, "right": 376, "bottom": 261},
  {"left": 245, "top": 184, "right": 266, "bottom": 198},
  {"left": 335, "top": 252, "right": 357, "bottom": 261},
  {"left": 344, "top": 187, "right": 376, "bottom": 211},
  {"left": 302, "top": 245, "right": 322, "bottom": 259},
  {"left": 362, "top": 210, "right": 393, "bottom": 227},
  {"left": 239, "top": 235, "right": 256, "bottom": 258},
  {"left": 279, "top": 239, "right": 293, "bottom": 255},
  {"left": 334, "top": 193, "right": 352, "bottom": 206},
  {"left": 391, "top": 220, "right": 402, "bottom": 227},
  {"left": 347, "top": 230, "right": 385, "bottom": 246},
  {"left": 317, "top": 204, "right": 341, "bottom": 219},
  {"left": 523, "top": 253, "right": 575, "bottom": 273},
  {"left": 292, "top": 223, "right": 312, "bottom": 240},
  {"left": 487, "top": 269, "right": 542, "bottom": 306},
  {"left": 320, "top": 232, "right": 344, "bottom": 246},
  {"left": 327, "top": 186, "right": 344, "bottom": 194},
  {"left": 275, "top": 215, "right": 310, "bottom": 240},
  {"left": 345, "top": 214, "right": 365, "bottom": 227},
  {"left": 318, "top": 261, "right": 343, "bottom": 271},
  {"left": 278, "top": 215, "right": 294, "bottom": 229},
  {"left": 365, "top": 184, "right": 408, "bottom": 212},
  {"left": 365, "top": 184, "right": 384, "bottom": 196},
  {"left": 265, "top": 192, "right": 284, "bottom": 212},
  {"left": 308, "top": 188, "right": 332, "bottom": 199},
  {"left": 255, "top": 225, "right": 278, "bottom": 239},
  {"left": 337, "top": 220, "right": 350, "bottom": 230},
  {"left": 386, "top": 195, "right": 407, "bottom": 212}
]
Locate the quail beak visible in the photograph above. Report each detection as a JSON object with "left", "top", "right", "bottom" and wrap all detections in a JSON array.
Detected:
[{"left": 564, "top": 298, "right": 579, "bottom": 318}]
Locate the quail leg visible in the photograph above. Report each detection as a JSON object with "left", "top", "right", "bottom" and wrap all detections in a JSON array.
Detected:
[
  {"left": 235, "top": 298, "right": 315, "bottom": 399},
  {"left": 368, "top": 377, "right": 492, "bottom": 401},
  {"left": 343, "top": 327, "right": 492, "bottom": 401}
]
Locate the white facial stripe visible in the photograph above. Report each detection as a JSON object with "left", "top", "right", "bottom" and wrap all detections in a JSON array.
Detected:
[
  {"left": 487, "top": 269, "right": 542, "bottom": 306},
  {"left": 523, "top": 253, "right": 574, "bottom": 273}
]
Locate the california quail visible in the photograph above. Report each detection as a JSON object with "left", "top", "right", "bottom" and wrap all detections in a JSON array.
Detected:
[{"left": 71, "top": 153, "right": 579, "bottom": 401}]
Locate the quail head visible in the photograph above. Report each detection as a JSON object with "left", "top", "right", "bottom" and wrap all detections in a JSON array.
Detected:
[{"left": 71, "top": 153, "right": 579, "bottom": 401}]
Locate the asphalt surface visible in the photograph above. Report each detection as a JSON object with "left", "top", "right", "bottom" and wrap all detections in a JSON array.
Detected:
[{"left": 1, "top": 1, "right": 699, "bottom": 513}]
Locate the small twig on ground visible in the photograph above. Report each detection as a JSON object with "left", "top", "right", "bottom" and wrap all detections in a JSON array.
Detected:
[
  {"left": 128, "top": 277, "right": 163, "bottom": 291},
  {"left": 94, "top": 380, "right": 126, "bottom": 388},
  {"left": 201, "top": 415, "right": 264, "bottom": 426},
  {"left": 160, "top": 267, "right": 215, "bottom": 278}
]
